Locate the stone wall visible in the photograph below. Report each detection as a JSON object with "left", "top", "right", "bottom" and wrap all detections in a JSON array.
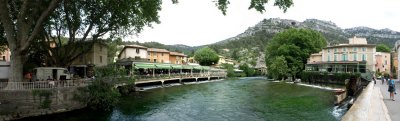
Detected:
[{"left": 0, "top": 87, "right": 85, "bottom": 121}]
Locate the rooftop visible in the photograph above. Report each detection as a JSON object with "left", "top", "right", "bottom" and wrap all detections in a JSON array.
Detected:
[
  {"left": 124, "top": 44, "right": 148, "bottom": 49},
  {"left": 147, "top": 48, "right": 170, "bottom": 53},
  {"left": 170, "top": 52, "right": 187, "bottom": 56}
]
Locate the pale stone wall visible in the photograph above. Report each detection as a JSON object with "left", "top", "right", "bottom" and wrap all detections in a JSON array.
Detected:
[
  {"left": 375, "top": 52, "right": 391, "bottom": 74},
  {"left": 0, "top": 87, "right": 85, "bottom": 121},
  {"left": 120, "top": 48, "right": 148, "bottom": 60}
]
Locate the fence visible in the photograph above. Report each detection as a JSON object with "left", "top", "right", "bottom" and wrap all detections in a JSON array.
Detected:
[
  {"left": 135, "top": 72, "right": 227, "bottom": 82},
  {"left": 0, "top": 79, "right": 92, "bottom": 90}
]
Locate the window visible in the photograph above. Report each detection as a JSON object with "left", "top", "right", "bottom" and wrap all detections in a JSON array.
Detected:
[
  {"left": 342, "top": 54, "right": 348, "bottom": 61},
  {"left": 161, "top": 60, "right": 164, "bottom": 63},
  {"left": 385, "top": 60, "right": 387, "bottom": 65},
  {"left": 362, "top": 54, "right": 366, "bottom": 61},
  {"left": 154, "top": 59, "right": 157, "bottom": 63},
  {"left": 343, "top": 48, "right": 346, "bottom": 52},
  {"left": 328, "top": 49, "right": 330, "bottom": 53},
  {"left": 161, "top": 53, "right": 164, "bottom": 56},
  {"left": 136, "top": 49, "right": 140, "bottom": 54},
  {"left": 353, "top": 47, "right": 357, "bottom": 51},
  {"left": 353, "top": 54, "right": 357, "bottom": 61},
  {"left": 148, "top": 53, "right": 150, "bottom": 56},
  {"left": 100, "top": 56, "right": 103, "bottom": 63},
  {"left": 362, "top": 47, "right": 366, "bottom": 52},
  {"left": 327, "top": 55, "right": 330, "bottom": 61},
  {"left": 1, "top": 56, "right": 5, "bottom": 61},
  {"left": 334, "top": 54, "right": 337, "bottom": 61},
  {"left": 148, "top": 59, "right": 150, "bottom": 62},
  {"left": 334, "top": 48, "right": 337, "bottom": 52}
]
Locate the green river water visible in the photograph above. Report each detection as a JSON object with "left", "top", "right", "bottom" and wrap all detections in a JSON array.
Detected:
[{"left": 19, "top": 77, "right": 346, "bottom": 121}]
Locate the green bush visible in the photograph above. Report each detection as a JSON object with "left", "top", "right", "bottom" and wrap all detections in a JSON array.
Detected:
[
  {"left": 32, "top": 90, "right": 53, "bottom": 109},
  {"left": 75, "top": 80, "right": 121, "bottom": 111}
]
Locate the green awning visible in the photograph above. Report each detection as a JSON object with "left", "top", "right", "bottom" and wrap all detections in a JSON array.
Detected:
[
  {"left": 156, "top": 64, "right": 172, "bottom": 69},
  {"left": 183, "top": 65, "right": 193, "bottom": 69},
  {"left": 193, "top": 66, "right": 203, "bottom": 70},
  {"left": 202, "top": 66, "right": 211, "bottom": 70},
  {"left": 134, "top": 63, "right": 156, "bottom": 69},
  {"left": 171, "top": 65, "right": 183, "bottom": 69}
]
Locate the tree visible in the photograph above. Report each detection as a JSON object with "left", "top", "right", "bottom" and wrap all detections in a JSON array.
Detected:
[
  {"left": 194, "top": 47, "right": 219, "bottom": 66},
  {"left": 266, "top": 28, "right": 327, "bottom": 79},
  {"left": 268, "top": 56, "right": 288, "bottom": 80},
  {"left": 376, "top": 44, "right": 391, "bottom": 52},
  {"left": 0, "top": 0, "right": 293, "bottom": 83},
  {"left": 221, "top": 63, "right": 236, "bottom": 77},
  {"left": 239, "top": 64, "right": 256, "bottom": 77}
]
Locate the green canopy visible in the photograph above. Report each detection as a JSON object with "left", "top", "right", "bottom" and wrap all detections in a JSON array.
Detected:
[
  {"left": 171, "top": 65, "right": 183, "bottom": 69},
  {"left": 183, "top": 65, "right": 193, "bottom": 69},
  {"left": 155, "top": 64, "right": 172, "bottom": 69},
  {"left": 134, "top": 63, "right": 156, "bottom": 69},
  {"left": 193, "top": 66, "right": 203, "bottom": 70},
  {"left": 202, "top": 66, "right": 211, "bottom": 70}
]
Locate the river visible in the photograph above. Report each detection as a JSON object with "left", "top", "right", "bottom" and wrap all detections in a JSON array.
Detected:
[{"left": 19, "top": 77, "right": 346, "bottom": 121}]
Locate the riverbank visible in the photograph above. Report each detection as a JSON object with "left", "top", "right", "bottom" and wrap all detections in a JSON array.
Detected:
[{"left": 15, "top": 77, "right": 342, "bottom": 121}]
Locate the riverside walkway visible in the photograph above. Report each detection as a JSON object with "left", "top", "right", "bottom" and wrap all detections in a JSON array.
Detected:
[
  {"left": 342, "top": 81, "right": 391, "bottom": 121},
  {"left": 377, "top": 79, "right": 400, "bottom": 121}
]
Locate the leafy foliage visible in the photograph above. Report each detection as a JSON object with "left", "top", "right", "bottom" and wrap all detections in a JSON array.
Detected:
[
  {"left": 32, "top": 90, "right": 53, "bottom": 109},
  {"left": 214, "top": 0, "right": 293, "bottom": 15},
  {"left": 376, "top": 44, "right": 391, "bottom": 52},
  {"left": 267, "top": 56, "right": 288, "bottom": 80},
  {"left": 75, "top": 64, "right": 131, "bottom": 111},
  {"left": 194, "top": 47, "right": 219, "bottom": 66},
  {"left": 221, "top": 63, "right": 236, "bottom": 77},
  {"left": 239, "top": 64, "right": 256, "bottom": 77},
  {"left": 266, "top": 28, "right": 327, "bottom": 79}
]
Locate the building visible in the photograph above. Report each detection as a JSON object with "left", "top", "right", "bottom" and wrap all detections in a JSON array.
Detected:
[
  {"left": 306, "top": 37, "right": 376, "bottom": 73},
  {"left": 392, "top": 51, "right": 398, "bottom": 78},
  {"left": 217, "top": 55, "right": 235, "bottom": 65},
  {"left": 395, "top": 40, "right": 400, "bottom": 79},
  {"left": 147, "top": 48, "right": 170, "bottom": 63},
  {"left": 375, "top": 52, "right": 391, "bottom": 74},
  {"left": 118, "top": 45, "right": 148, "bottom": 62},
  {"left": 307, "top": 52, "right": 322, "bottom": 63},
  {"left": 169, "top": 52, "right": 187, "bottom": 64},
  {"left": 70, "top": 42, "right": 108, "bottom": 78},
  {"left": 0, "top": 47, "right": 11, "bottom": 62}
]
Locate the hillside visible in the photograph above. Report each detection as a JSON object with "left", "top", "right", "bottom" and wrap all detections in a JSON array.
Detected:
[{"left": 207, "top": 18, "right": 400, "bottom": 67}]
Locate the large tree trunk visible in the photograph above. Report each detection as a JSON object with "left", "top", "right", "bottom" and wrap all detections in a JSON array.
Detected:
[
  {"left": 9, "top": 51, "right": 23, "bottom": 82},
  {"left": 4, "top": 50, "right": 24, "bottom": 90}
]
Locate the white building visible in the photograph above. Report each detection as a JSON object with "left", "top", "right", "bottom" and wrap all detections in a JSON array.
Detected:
[{"left": 118, "top": 45, "right": 148, "bottom": 60}]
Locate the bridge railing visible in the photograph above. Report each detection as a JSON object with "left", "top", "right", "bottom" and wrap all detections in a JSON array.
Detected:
[
  {"left": 135, "top": 72, "right": 226, "bottom": 82},
  {"left": 0, "top": 79, "right": 92, "bottom": 90}
]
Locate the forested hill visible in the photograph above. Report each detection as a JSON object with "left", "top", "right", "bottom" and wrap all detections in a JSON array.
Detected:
[{"left": 206, "top": 18, "right": 400, "bottom": 67}]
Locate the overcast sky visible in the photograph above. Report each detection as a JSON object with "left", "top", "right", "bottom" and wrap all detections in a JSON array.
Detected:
[{"left": 126, "top": 0, "right": 400, "bottom": 46}]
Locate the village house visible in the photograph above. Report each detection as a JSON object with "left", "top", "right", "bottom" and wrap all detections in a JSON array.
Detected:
[
  {"left": 0, "top": 47, "right": 11, "bottom": 62},
  {"left": 69, "top": 42, "right": 108, "bottom": 78},
  {"left": 306, "top": 37, "right": 376, "bottom": 73},
  {"left": 169, "top": 52, "right": 187, "bottom": 64},
  {"left": 375, "top": 52, "right": 391, "bottom": 74},
  {"left": 118, "top": 45, "right": 148, "bottom": 62},
  {"left": 147, "top": 48, "right": 170, "bottom": 63}
]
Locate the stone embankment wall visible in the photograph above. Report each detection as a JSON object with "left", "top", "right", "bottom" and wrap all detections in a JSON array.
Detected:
[
  {"left": 341, "top": 82, "right": 373, "bottom": 121},
  {"left": 0, "top": 87, "right": 85, "bottom": 121}
]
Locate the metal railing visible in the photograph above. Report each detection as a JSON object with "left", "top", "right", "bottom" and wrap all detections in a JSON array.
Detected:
[
  {"left": 0, "top": 79, "right": 92, "bottom": 90},
  {"left": 135, "top": 72, "right": 226, "bottom": 82},
  {"left": 0, "top": 72, "right": 227, "bottom": 90}
]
